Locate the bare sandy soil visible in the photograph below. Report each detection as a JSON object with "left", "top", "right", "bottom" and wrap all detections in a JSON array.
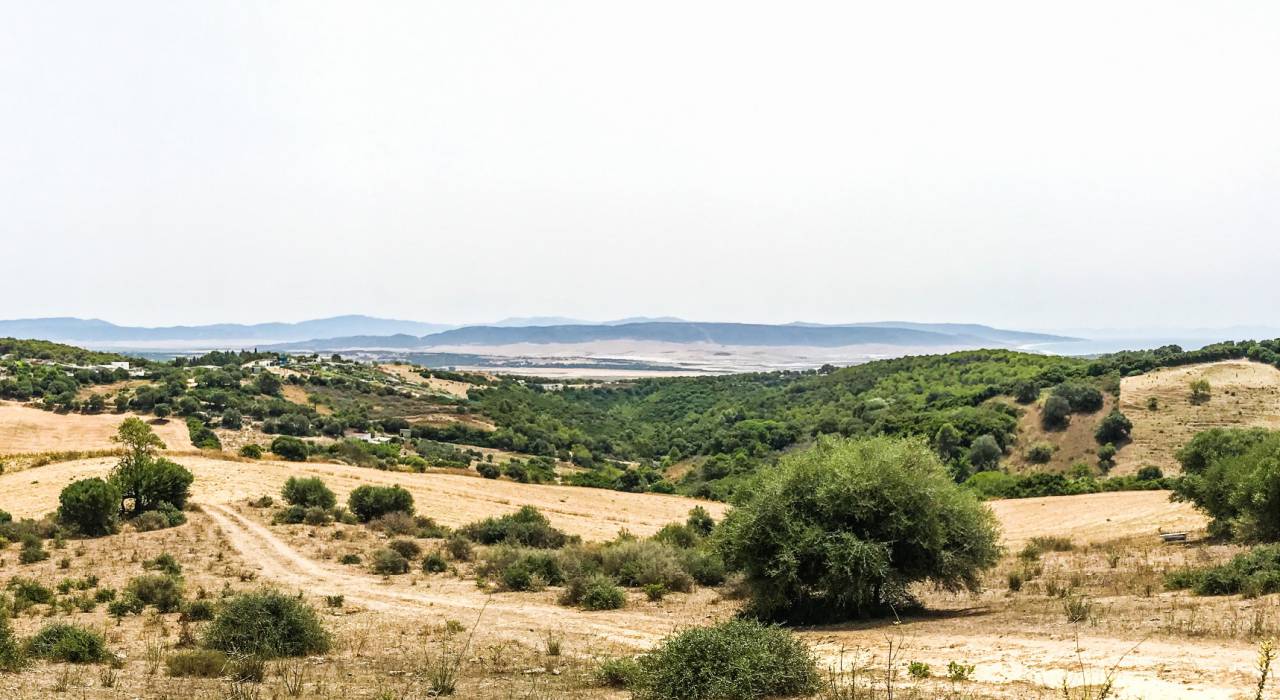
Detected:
[
  {"left": 0, "top": 401, "right": 192, "bottom": 455},
  {"left": 1118, "top": 360, "right": 1280, "bottom": 475}
]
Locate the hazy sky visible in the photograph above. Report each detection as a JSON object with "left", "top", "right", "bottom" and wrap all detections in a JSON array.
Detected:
[{"left": 2, "top": 1, "right": 1277, "bottom": 330}]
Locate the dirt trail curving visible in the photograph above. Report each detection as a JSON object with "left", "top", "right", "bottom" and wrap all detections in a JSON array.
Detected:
[{"left": 202, "top": 503, "right": 708, "bottom": 649}]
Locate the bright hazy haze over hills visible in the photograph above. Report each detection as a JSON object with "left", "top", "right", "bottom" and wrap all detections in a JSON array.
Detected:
[{"left": 1, "top": 1, "right": 1278, "bottom": 330}]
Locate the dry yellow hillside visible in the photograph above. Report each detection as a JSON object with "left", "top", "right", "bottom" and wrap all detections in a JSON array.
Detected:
[
  {"left": 1117, "top": 360, "right": 1280, "bottom": 475},
  {"left": 0, "top": 400, "right": 193, "bottom": 455},
  {"left": 1006, "top": 395, "right": 1114, "bottom": 474}
]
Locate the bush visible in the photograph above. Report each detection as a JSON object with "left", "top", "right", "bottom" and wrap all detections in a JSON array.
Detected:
[
  {"left": 600, "top": 540, "right": 693, "bottom": 593},
  {"left": 676, "top": 548, "right": 727, "bottom": 586},
  {"left": 1025, "top": 443, "right": 1055, "bottom": 464},
  {"left": 239, "top": 444, "right": 264, "bottom": 459},
  {"left": 446, "top": 534, "right": 474, "bottom": 562},
  {"left": 1052, "top": 382, "right": 1104, "bottom": 413},
  {"left": 270, "top": 436, "right": 309, "bottom": 462},
  {"left": 967, "top": 434, "right": 1002, "bottom": 471},
  {"left": 716, "top": 436, "right": 1001, "bottom": 622},
  {"left": 1094, "top": 410, "right": 1133, "bottom": 445},
  {"left": 422, "top": 551, "right": 448, "bottom": 573},
  {"left": 370, "top": 549, "right": 410, "bottom": 575},
  {"left": 58, "top": 478, "right": 121, "bottom": 536},
  {"left": 303, "top": 507, "right": 333, "bottom": 526},
  {"left": 387, "top": 539, "right": 421, "bottom": 559},
  {"left": 576, "top": 574, "right": 626, "bottom": 611},
  {"left": 1137, "top": 465, "right": 1164, "bottom": 481},
  {"left": 107, "top": 595, "right": 144, "bottom": 618},
  {"left": 481, "top": 547, "right": 565, "bottom": 590},
  {"left": 166, "top": 649, "right": 229, "bottom": 677},
  {"left": 272, "top": 505, "right": 307, "bottom": 525},
  {"left": 368, "top": 511, "right": 416, "bottom": 535},
  {"left": 1164, "top": 545, "right": 1280, "bottom": 596},
  {"left": 18, "top": 539, "right": 48, "bottom": 564},
  {"left": 686, "top": 507, "right": 715, "bottom": 536},
  {"left": 596, "top": 657, "right": 643, "bottom": 689},
  {"left": 1041, "top": 395, "right": 1072, "bottom": 430},
  {"left": 653, "top": 523, "right": 699, "bottom": 549},
  {"left": 632, "top": 619, "right": 819, "bottom": 700},
  {"left": 144, "top": 552, "right": 183, "bottom": 576},
  {"left": 281, "top": 477, "right": 336, "bottom": 509},
  {"left": 181, "top": 598, "right": 218, "bottom": 621},
  {"left": 477, "top": 462, "right": 500, "bottom": 479},
  {"left": 9, "top": 578, "right": 54, "bottom": 605},
  {"left": 155, "top": 501, "right": 187, "bottom": 527},
  {"left": 204, "top": 590, "right": 330, "bottom": 657},
  {"left": 460, "top": 506, "right": 573, "bottom": 548},
  {"left": 1190, "top": 379, "right": 1212, "bottom": 405},
  {"left": 0, "top": 610, "right": 24, "bottom": 672},
  {"left": 24, "top": 623, "right": 109, "bottom": 663},
  {"left": 125, "top": 574, "right": 184, "bottom": 613},
  {"left": 348, "top": 485, "right": 414, "bottom": 522}
]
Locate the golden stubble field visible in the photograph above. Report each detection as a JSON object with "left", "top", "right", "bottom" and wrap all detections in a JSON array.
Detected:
[
  {"left": 1118, "top": 360, "right": 1280, "bottom": 475},
  {"left": 0, "top": 401, "right": 192, "bottom": 456}
]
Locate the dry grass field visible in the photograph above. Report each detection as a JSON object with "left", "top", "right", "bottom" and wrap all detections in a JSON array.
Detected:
[
  {"left": 1005, "top": 396, "right": 1114, "bottom": 474},
  {"left": 377, "top": 364, "right": 474, "bottom": 399},
  {"left": 0, "top": 454, "right": 728, "bottom": 541},
  {"left": 1, "top": 402, "right": 1276, "bottom": 699},
  {"left": 1117, "top": 360, "right": 1280, "bottom": 475},
  {"left": 0, "top": 401, "right": 192, "bottom": 456}
]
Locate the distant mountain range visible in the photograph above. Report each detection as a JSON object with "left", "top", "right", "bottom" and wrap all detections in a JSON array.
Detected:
[
  {"left": 266, "top": 321, "right": 1078, "bottom": 351},
  {"left": 0, "top": 315, "right": 452, "bottom": 345},
  {"left": 0, "top": 315, "right": 1081, "bottom": 352}
]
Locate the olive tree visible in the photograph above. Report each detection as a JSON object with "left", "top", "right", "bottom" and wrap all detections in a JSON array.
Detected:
[
  {"left": 716, "top": 436, "right": 1001, "bottom": 623},
  {"left": 1041, "top": 395, "right": 1072, "bottom": 430},
  {"left": 968, "top": 434, "right": 1003, "bottom": 471},
  {"left": 1094, "top": 409, "right": 1132, "bottom": 445}
]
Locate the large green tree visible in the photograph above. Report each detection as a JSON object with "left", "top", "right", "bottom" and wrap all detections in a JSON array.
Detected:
[
  {"left": 716, "top": 436, "right": 1001, "bottom": 622},
  {"left": 109, "top": 418, "right": 194, "bottom": 517}
]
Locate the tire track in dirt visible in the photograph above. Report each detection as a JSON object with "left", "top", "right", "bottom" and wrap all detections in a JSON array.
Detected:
[{"left": 202, "top": 503, "right": 689, "bottom": 649}]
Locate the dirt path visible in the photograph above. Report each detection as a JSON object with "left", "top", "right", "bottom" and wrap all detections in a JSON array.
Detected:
[{"left": 202, "top": 503, "right": 709, "bottom": 649}]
